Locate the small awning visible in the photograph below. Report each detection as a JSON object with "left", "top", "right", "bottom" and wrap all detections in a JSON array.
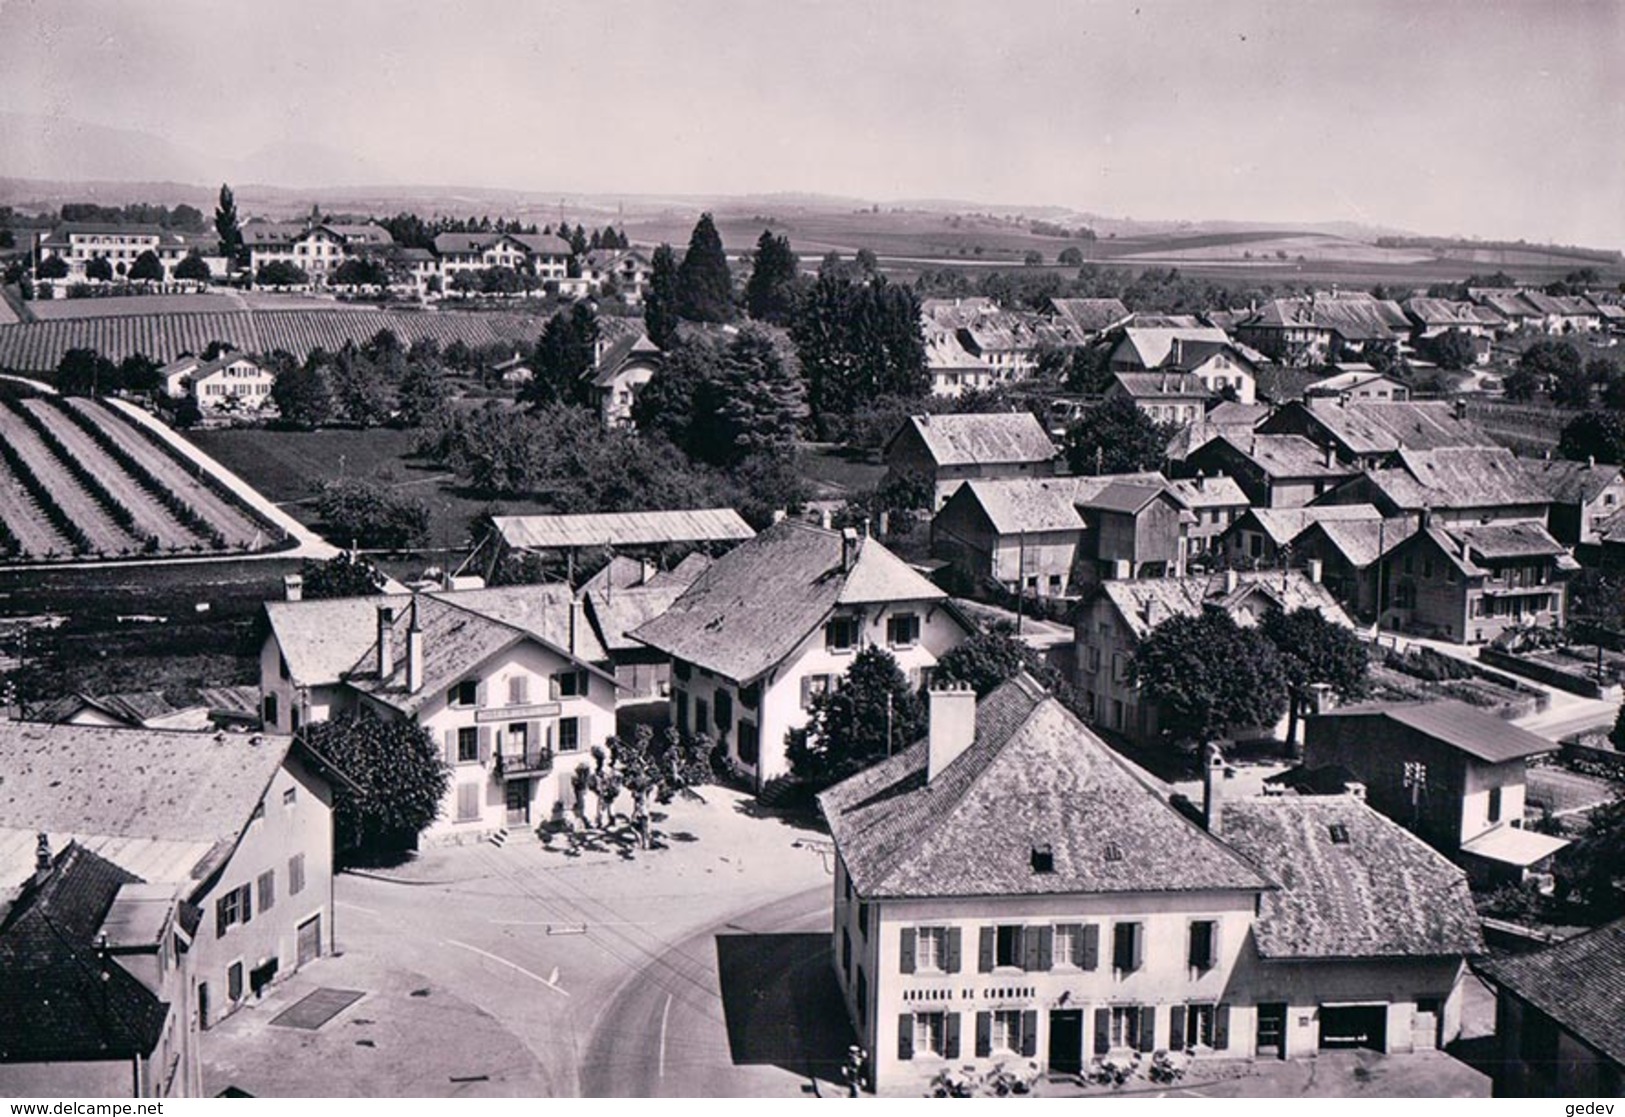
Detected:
[{"left": 1460, "top": 825, "right": 1569, "bottom": 868}]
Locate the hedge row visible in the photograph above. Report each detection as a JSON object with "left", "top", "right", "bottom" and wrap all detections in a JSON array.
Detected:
[
  {"left": 5, "top": 398, "right": 141, "bottom": 539},
  {"left": 0, "top": 412, "right": 94, "bottom": 555}
]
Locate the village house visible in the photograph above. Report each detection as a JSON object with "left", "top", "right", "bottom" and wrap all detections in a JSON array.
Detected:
[
  {"left": 630, "top": 520, "right": 974, "bottom": 792},
  {"left": 1182, "top": 433, "right": 1356, "bottom": 508},
  {"left": 1235, "top": 294, "right": 1409, "bottom": 365},
  {"left": 34, "top": 223, "right": 226, "bottom": 281},
  {"left": 1217, "top": 504, "right": 1387, "bottom": 571},
  {"left": 1517, "top": 456, "right": 1625, "bottom": 548},
  {"left": 1303, "top": 368, "right": 1413, "bottom": 402},
  {"left": 1403, "top": 297, "right": 1497, "bottom": 341},
  {"left": 1165, "top": 474, "right": 1249, "bottom": 559},
  {"left": 26, "top": 685, "right": 260, "bottom": 733},
  {"left": 1074, "top": 478, "right": 1193, "bottom": 586},
  {"left": 924, "top": 325, "right": 995, "bottom": 398},
  {"left": 1105, "top": 372, "right": 1212, "bottom": 426},
  {"left": 582, "top": 247, "right": 651, "bottom": 302},
  {"left": 1474, "top": 918, "right": 1625, "bottom": 1097},
  {"left": 1319, "top": 447, "right": 1551, "bottom": 527},
  {"left": 819, "top": 675, "right": 1481, "bottom": 1092},
  {"left": 1259, "top": 399, "right": 1493, "bottom": 469},
  {"left": 580, "top": 553, "right": 712, "bottom": 706},
  {"left": 1163, "top": 402, "right": 1271, "bottom": 467},
  {"left": 1074, "top": 569, "right": 1351, "bottom": 745},
  {"left": 432, "top": 231, "right": 574, "bottom": 287},
  {"left": 1290, "top": 513, "right": 1416, "bottom": 623},
  {"left": 1047, "top": 297, "right": 1133, "bottom": 339},
  {"left": 931, "top": 478, "right": 1087, "bottom": 598},
  {"left": 160, "top": 352, "right": 276, "bottom": 414},
  {"left": 884, "top": 412, "right": 1059, "bottom": 509},
  {"left": 1298, "top": 700, "right": 1567, "bottom": 886},
  {"left": 1374, "top": 516, "right": 1577, "bottom": 643},
  {"left": 1162, "top": 340, "right": 1257, "bottom": 404},
  {"left": 244, "top": 222, "right": 395, "bottom": 285},
  {"left": 1469, "top": 290, "right": 1542, "bottom": 333},
  {"left": 583, "top": 330, "right": 662, "bottom": 427},
  {"left": 0, "top": 721, "right": 341, "bottom": 1037},
  {"left": 0, "top": 842, "right": 200, "bottom": 1098},
  {"left": 1106, "top": 325, "right": 1233, "bottom": 373}
]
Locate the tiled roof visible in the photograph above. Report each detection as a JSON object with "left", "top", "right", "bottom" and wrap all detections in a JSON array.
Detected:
[
  {"left": 1215, "top": 433, "right": 1354, "bottom": 479},
  {"left": 239, "top": 221, "right": 306, "bottom": 247},
  {"left": 1367, "top": 447, "right": 1549, "bottom": 510},
  {"left": 493, "top": 508, "right": 754, "bottom": 550},
  {"left": 1403, "top": 297, "right": 1483, "bottom": 329},
  {"left": 1110, "top": 371, "right": 1212, "bottom": 399},
  {"left": 1476, "top": 917, "right": 1625, "bottom": 1066},
  {"left": 1311, "top": 699, "right": 1559, "bottom": 764},
  {"left": 1243, "top": 296, "right": 1407, "bottom": 342},
  {"left": 266, "top": 594, "right": 410, "bottom": 687},
  {"left": 1305, "top": 370, "right": 1403, "bottom": 394},
  {"left": 1473, "top": 290, "right": 1539, "bottom": 318},
  {"left": 0, "top": 844, "right": 171, "bottom": 1062},
  {"left": 1115, "top": 327, "right": 1232, "bottom": 370},
  {"left": 1518, "top": 457, "right": 1624, "bottom": 505},
  {"left": 1166, "top": 340, "right": 1253, "bottom": 374},
  {"left": 1048, "top": 297, "right": 1132, "bottom": 334},
  {"left": 1288, "top": 400, "right": 1494, "bottom": 455},
  {"left": 1100, "top": 570, "right": 1353, "bottom": 640},
  {"left": 1306, "top": 516, "right": 1416, "bottom": 567},
  {"left": 1166, "top": 474, "right": 1248, "bottom": 509},
  {"left": 1077, "top": 479, "right": 1174, "bottom": 515},
  {"left": 1243, "top": 504, "right": 1384, "bottom": 547},
  {"left": 949, "top": 479, "right": 1087, "bottom": 535},
  {"left": 437, "top": 584, "right": 607, "bottom": 663},
  {"left": 585, "top": 584, "right": 691, "bottom": 654},
  {"left": 820, "top": 676, "right": 1270, "bottom": 900},
  {"left": 891, "top": 412, "right": 1057, "bottom": 468},
  {"left": 630, "top": 521, "right": 949, "bottom": 682},
  {"left": 924, "top": 326, "right": 990, "bottom": 372},
  {"left": 588, "top": 331, "right": 661, "bottom": 387},
  {"left": 1221, "top": 797, "right": 1483, "bottom": 960}
]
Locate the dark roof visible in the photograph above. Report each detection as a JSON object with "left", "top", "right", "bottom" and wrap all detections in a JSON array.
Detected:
[
  {"left": 1221, "top": 797, "right": 1483, "bottom": 960},
  {"left": 0, "top": 844, "right": 171, "bottom": 1062},
  {"left": 1288, "top": 400, "right": 1494, "bottom": 456},
  {"left": 1518, "top": 457, "right": 1624, "bottom": 505},
  {"left": 1212, "top": 433, "right": 1355, "bottom": 479},
  {"left": 587, "top": 332, "right": 661, "bottom": 387},
  {"left": 1077, "top": 480, "right": 1174, "bottom": 515},
  {"left": 1311, "top": 699, "right": 1559, "bottom": 764},
  {"left": 1476, "top": 918, "right": 1625, "bottom": 1066},
  {"left": 1356, "top": 447, "right": 1547, "bottom": 511},
  {"left": 819, "top": 676, "right": 1270, "bottom": 900},
  {"left": 585, "top": 584, "right": 691, "bottom": 653},
  {"left": 630, "top": 521, "right": 950, "bottom": 682}
]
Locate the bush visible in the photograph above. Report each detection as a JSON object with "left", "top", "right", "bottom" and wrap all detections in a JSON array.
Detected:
[{"left": 315, "top": 478, "right": 430, "bottom": 551}]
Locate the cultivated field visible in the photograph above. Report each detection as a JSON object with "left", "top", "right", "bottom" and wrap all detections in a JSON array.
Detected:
[
  {"left": 0, "top": 395, "right": 286, "bottom": 562},
  {"left": 0, "top": 307, "right": 549, "bottom": 370},
  {"left": 19, "top": 291, "right": 343, "bottom": 320}
]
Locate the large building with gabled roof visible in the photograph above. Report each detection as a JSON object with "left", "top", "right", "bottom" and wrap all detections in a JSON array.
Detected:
[{"left": 884, "top": 412, "right": 1059, "bottom": 509}]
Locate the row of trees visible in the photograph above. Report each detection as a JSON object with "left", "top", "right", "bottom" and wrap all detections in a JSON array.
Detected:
[
  {"left": 1505, "top": 340, "right": 1622, "bottom": 409},
  {"left": 35, "top": 249, "right": 205, "bottom": 284}
]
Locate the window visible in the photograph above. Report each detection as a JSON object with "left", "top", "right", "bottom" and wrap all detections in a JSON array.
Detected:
[
  {"left": 841, "top": 928, "right": 852, "bottom": 979},
  {"left": 1112, "top": 922, "right": 1143, "bottom": 974},
  {"left": 858, "top": 901, "right": 870, "bottom": 940},
  {"left": 288, "top": 853, "right": 306, "bottom": 896},
  {"left": 508, "top": 675, "right": 529, "bottom": 705},
  {"left": 449, "top": 680, "right": 478, "bottom": 707},
  {"left": 557, "top": 717, "right": 580, "bottom": 752},
  {"left": 913, "top": 1012, "right": 947, "bottom": 1057},
  {"left": 283, "top": 787, "right": 296, "bottom": 808},
  {"left": 714, "top": 689, "right": 733, "bottom": 732},
  {"left": 1183, "top": 1004, "right": 1216, "bottom": 1048},
  {"left": 456, "top": 782, "right": 481, "bottom": 822},
  {"left": 825, "top": 616, "right": 860, "bottom": 653},
  {"left": 992, "top": 1009, "right": 1024, "bottom": 1054},
  {"left": 553, "top": 669, "right": 588, "bottom": 699},
  {"left": 1110, "top": 1006, "right": 1142, "bottom": 1049},
  {"left": 886, "top": 614, "right": 920, "bottom": 648},
  {"left": 736, "top": 720, "right": 759, "bottom": 765},
  {"left": 801, "top": 673, "right": 835, "bottom": 710},
  {"left": 457, "top": 726, "right": 480, "bottom": 763},
  {"left": 995, "top": 924, "right": 1024, "bottom": 968},
  {"left": 1488, "top": 785, "right": 1503, "bottom": 824},
  {"left": 257, "top": 870, "right": 276, "bottom": 912},
  {"left": 856, "top": 970, "right": 868, "bottom": 1017},
  {"left": 1188, "top": 920, "right": 1217, "bottom": 971},
  {"left": 674, "top": 689, "right": 689, "bottom": 734},
  {"left": 215, "top": 884, "right": 252, "bottom": 937},
  {"left": 228, "top": 961, "right": 245, "bottom": 1002},
  {"left": 263, "top": 693, "right": 278, "bottom": 727},
  {"left": 1053, "top": 923, "right": 1079, "bottom": 967},
  {"left": 916, "top": 927, "right": 947, "bottom": 972}
]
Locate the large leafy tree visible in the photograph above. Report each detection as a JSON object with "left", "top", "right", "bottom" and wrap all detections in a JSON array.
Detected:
[
  {"left": 324, "top": 345, "right": 392, "bottom": 427},
  {"left": 299, "top": 553, "right": 386, "bottom": 599},
  {"left": 36, "top": 254, "right": 70, "bottom": 280},
  {"left": 396, "top": 358, "right": 449, "bottom": 428},
  {"left": 1260, "top": 607, "right": 1370, "bottom": 752},
  {"left": 56, "top": 347, "right": 117, "bottom": 396},
  {"left": 1515, "top": 339, "right": 1585, "bottom": 404},
  {"left": 1416, "top": 328, "right": 1476, "bottom": 372},
  {"left": 215, "top": 183, "right": 243, "bottom": 264},
  {"left": 84, "top": 255, "right": 114, "bottom": 282},
  {"left": 128, "top": 250, "right": 164, "bottom": 282},
  {"left": 300, "top": 710, "right": 450, "bottom": 860},
  {"left": 315, "top": 478, "right": 429, "bottom": 550},
  {"left": 607, "top": 724, "right": 713, "bottom": 848},
  {"left": 644, "top": 243, "right": 681, "bottom": 349},
  {"left": 256, "top": 260, "right": 309, "bottom": 287},
  {"left": 934, "top": 624, "right": 1069, "bottom": 698},
  {"left": 173, "top": 252, "right": 212, "bottom": 282},
  {"left": 1063, "top": 395, "right": 1172, "bottom": 475},
  {"left": 1553, "top": 786, "right": 1625, "bottom": 918},
  {"left": 1557, "top": 410, "right": 1625, "bottom": 466},
  {"left": 791, "top": 272, "right": 927, "bottom": 434},
  {"left": 744, "top": 230, "right": 800, "bottom": 324},
  {"left": 270, "top": 363, "right": 335, "bottom": 428},
  {"left": 527, "top": 302, "right": 599, "bottom": 408},
  {"left": 1132, "top": 607, "right": 1289, "bottom": 749},
  {"left": 788, "top": 646, "right": 926, "bottom": 787},
  {"left": 712, "top": 325, "right": 807, "bottom": 466},
  {"left": 676, "top": 212, "right": 734, "bottom": 323}
]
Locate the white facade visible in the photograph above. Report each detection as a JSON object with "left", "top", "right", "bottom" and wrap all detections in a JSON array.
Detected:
[{"left": 190, "top": 358, "right": 277, "bottom": 412}]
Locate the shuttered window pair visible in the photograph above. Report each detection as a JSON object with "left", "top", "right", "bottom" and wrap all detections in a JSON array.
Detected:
[
  {"left": 896, "top": 1012, "right": 955, "bottom": 1060},
  {"left": 898, "top": 927, "right": 961, "bottom": 974},
  {"left": 1112, "top": 921, "right": 1145, "bottom": 975},
  {"left": 976, "top": 924, "right": 1091, "bottom": 972},
  {"left": 446, "top": 726, "right": 492, "bottom": 766},
  {"left": 973, "top": 1010, "right": 1038, "bottom": 1058},
  {"left": 215, "top": 883, "right": 252, "bottom": 938}
]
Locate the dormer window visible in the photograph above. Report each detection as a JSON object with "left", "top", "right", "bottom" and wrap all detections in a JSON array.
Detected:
[{"left": 1030, "top": 845, "right": 1055, "bottom": 873}]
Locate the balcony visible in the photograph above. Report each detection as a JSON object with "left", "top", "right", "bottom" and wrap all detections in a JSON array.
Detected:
[{"left": 493, "top": 748, "right": 553, "bottom": 780}]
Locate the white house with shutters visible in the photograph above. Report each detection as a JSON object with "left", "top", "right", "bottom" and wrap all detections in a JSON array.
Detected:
[{"left": 818, "top": 675, "right": 1484, "bottom": 1092}]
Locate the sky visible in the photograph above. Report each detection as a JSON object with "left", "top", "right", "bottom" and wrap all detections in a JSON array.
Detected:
[{"left": 0, "top": 0, "right": 1621, "bottom": 246}]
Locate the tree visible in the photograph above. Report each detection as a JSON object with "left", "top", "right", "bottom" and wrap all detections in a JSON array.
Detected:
[
  {"left": 270, "top": 363, "right": 335, "bottom": 428},
  {"left": 1557, "top": 410, "right": 1625, "bottom": 465},
  {"left": 1416, "top": 328, "right": 1476, "bottom": 371},
  {"left": 331, "top": 257, "right": 388, "bottom": 287},
  {"left": 396, "top": 359, "right": 449, "bottom": 428},
  {"left": 711, "top": 326, "right": 807, "bottom": 466},
  {"left": 527, "top": 303, "right": 599, "bottom": 408},
  {"left": 745, "top": 230, "right": 801, "bottom": 324},
  {"left": 215, "top": 183, "right": 243, "bottom": 264},
  {"left": 325, "top": 346, "right": 392, "bottom": 427},
  {"left": 854, "top": 247, "right": 879, "bottom": 276},
  {"left": 117, "top": 353, "right": 162, "bottom": 394},
  {"left": 1260, "top": 608, "right": 1370, "bottom": 752},
  {"left": 1131, "top": 607, "right": 1289, "bottom": 749},
  {"left": 934, "top": 624, "right": 1067, "bottom": 698},
  {"left": 300, "top": 710, "right": 450, "bottom": 860},
  {"left": 1058, "top": 246, "right": 1085, "bottom": 267},
  {"left": 173, "top": 252, "right": 211, "bottom": 282},
  {"left": 315, "top": 478, "right": 430, "bottom": 550},
  {"left": 608, "top": 725, "right": 713, "bottom": 848},
  {"left": 1517, "top": 340, "right": 1585, "bottom": 404},
  {"left": 299, "top": 553, "right": 386, "bottom": 599},
  {"left": 1023, "top": 250, "right": 1044, "bottom": 267},
  {"left": 84, "top": 255, "right": 113, "bottom": 282},
  {"left": 128, "top": 250, "right": 164, "bottom": 282},
  {"left": 36, "top": 255, "right": 69, "bottom": 280},
  {"left": 676, "top": 212, "right": 734, "bottom": 323},
  {"left": 55, "top": 348, "right": 117, "bottom": 396},
  {"left": 791, "top": 273, "right": 927, "bottom": 433},
  {"left": 1553, "top": 787, "right": 1625, "bottom": 918},
  {"left": 644, "top": 243, "right": 682, "bottom": 349},
  {"left": 1063, "top": 396, "right": 1172, "bottom": 475},
  {"left": 256, "top": 260, "right": 309, "bottom": 287},
  {"left": 787, "top": 646, "right": 926, "bottom": 787}
]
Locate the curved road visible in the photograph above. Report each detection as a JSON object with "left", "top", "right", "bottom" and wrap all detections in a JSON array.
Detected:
[{"left": 580, "top": 884, "right": 841, "bottom": 1098}]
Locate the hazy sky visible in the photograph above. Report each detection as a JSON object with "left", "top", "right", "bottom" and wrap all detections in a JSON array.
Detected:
[{"left": 1, "top": 0, "right": 1620, "bottom": 245}]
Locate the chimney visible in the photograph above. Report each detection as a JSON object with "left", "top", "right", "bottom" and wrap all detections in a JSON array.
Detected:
[
  {"left": 878, "top": 510, "right": 891, "bottom": 537},
  {"left": 1587, "top": 455, "right": 1596, "bottom": 469},
  {"left": 841, "top": 527, "right": 860, "bottom": 573},
  {"left": 1307, "top": 557, "right": 1323, "bottom": 584},
  {"left": 376, "top": 605, "right": 396, "bottom": 679},
  {"left": 1201, "top": 743, "right": 1231, "bottom": 835},
  {"left": 1453, "top": 398, "right": 1467, "bottom": 421},
  {"left": 771, "top": 508, "right": 787, "bottom": 524},
  {"left": 1419, "top": 506, "right": 1432, "bottom": 530},
  {"left": 1323, "top": 444, "right": 1336, "bottom": 469},
  {"left": 283, "top": 573, "right": 304, "bottom": 602},
  {"left": 820, "top": 508, "right": 833, "bottom": 531},
  {"left": 927, "top": 684, "right": 978, "bottom": 782},
  {"left": 1111, "top": 557, "right": 1132, "bottom": 580},
  {"left": 1308, "top": 680, "right": 1335, "bottom": 715},
  {"left": 406, "top": 597, "right": 425, "bottom": 693},
  {"left": 1196, "top": 470, "right": 1206, "bottom": 492},
  {"left": 640, "top": 557, "right": 657, "bottom": 586},
  {"left": 33, "top": 832, "right": 52, "bottom": 886},
  {"left": 1223, "top": 569, "right": 1239, "bottom": 594},
  {"left": 570, "top": 598, "right": 585, "bottom": 657}
]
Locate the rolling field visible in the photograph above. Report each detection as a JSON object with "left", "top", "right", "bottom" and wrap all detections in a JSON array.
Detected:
[
  {"left": 20, "top": 290, "right": 344, "bottom": 320},
  {"left": 0, "top": 307, "right": 550, "bottom": 370}
]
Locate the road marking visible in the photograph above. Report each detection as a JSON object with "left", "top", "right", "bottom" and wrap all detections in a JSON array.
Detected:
[
  {"left": 336, "top": 900, "right": 379, "bottom": 915},
  {"left": 658, "top": 992, "right": 673, "bottom": 1078},
  {"left": 445, "top": 939, "right": 571, "bottom": 997}
]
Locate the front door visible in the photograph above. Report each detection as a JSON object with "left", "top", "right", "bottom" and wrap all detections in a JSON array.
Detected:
[
  {"left": 1256, "top": 1002, "right": 1286, "bottom": 1059},
  {"left": 1048, "top": 1009, "right": 1084, "bottom": 1075},
  {"left": 296, "top": 915, "right": 322, "bottom": 967},
  {"left": 506, "top": 780, "right": 530, "bottom": 827}
]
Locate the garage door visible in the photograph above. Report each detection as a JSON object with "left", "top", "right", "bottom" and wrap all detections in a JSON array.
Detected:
[
  {"left": 297, "top": 915, "right": 322, "bottom": 967},
  {"left": 1319, "top": 1005, "right": 1386, "bottom": 1051}
]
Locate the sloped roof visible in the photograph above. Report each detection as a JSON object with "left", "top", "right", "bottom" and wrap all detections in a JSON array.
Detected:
[
  {"left": 493, "top": 508, "right": 754, "bottom": 550},
  {"left": 1100, "top": 570, "right": 1353, "bottom": 640},
  {"left": 1375, "top": 447, "right": 1549, "bottom": 509},
  {"left": 1242, "top": 503, "right": 1384, "bottom": 547},
  {"left": 924, "top": 326, "right": 990, "bottom": 372},
  {"left": 1110, "top": 371, "right": 1212, "bottom": 400},
  {"left": 1518, "top": 457, "right": 1624, "bottom": 505},
  {"left": 1476, "top": 917, "right": 1625, "bottom": 1066},
  {"left": 437, "top": 584, "right": 607, "bottom": 663},
  {"left": 1243, "top": 296, "right": 1407, "bottom": 342},
  {"left": 1305, "top": 370, "right": 1404, "bottom": 395},
  {"left": 820, "top": 676, "right": 1270, "bottom": 900},
  {"left": 949, "top": 479, "right": 1087, "bottom": 535},
  {"left": 1116, "top": 326, "right": 1231, "bottom": 368},
  {"left": 1166, "top": 340, "right": 1255, "bottom": 375},
  {"left": 1445, "top": 520, "right": 1569, "bottom": 562},
  {"left": 1166, "top": 474, "right": 1248, "bottom": 509},
  {"left": 1078, "top": 479, "right": 1176, "bottom": 515},
  {"left": 1221, "top": 797, "right": 1483, "bottom": 960},
  {"left": 1048, "top": 297, "right": 1132, "bottom": 334},
  {"left": 588, "top": 332, "right": 662, "bottom": 387},
  {"left": 1473, "top": 290, "right": 1539, "bottom": 318},
  {"left": 1403, "top": 297, "right": 1482, "bottom": 329},
  {"left": 1312, "top": 699, "right": 1559, "bottom": 764},
  {"left": 1252, "top": 366, "right": 1323, "bottom": 403},
  {"left": 585, "top": 583, "right": 691, "bottom": 654},
  {"left": 891, "top": 412, "right": 1057, "bottom": 467},
  {"left": 1289, "top": 399, "right": 1494, "bottom": 455},
  {"left": 1214, "top": 433, "right": 1354, "bottom": 479},
  {"left": 0, "top": 844, "right": 171, "bottom": 1062},
  {"left": 266, "top": 593, "right": 410, "bottom": 687},
  {"left": 630, "top": 521, "right": 950, "bottom": 682},
  {"left": 1306, "top": 516, "right": 1416, "bottom": 568}
]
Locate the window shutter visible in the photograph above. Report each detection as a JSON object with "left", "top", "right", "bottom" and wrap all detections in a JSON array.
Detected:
[
  {"left": 944, "top": 927, "right": 962, "bottom": 974},
  {"left": 1081, "top": 924, "right": 1100, "bottom": 971},
  {"left": 549, "top": 674, "right": 561, "bottom": 700},
  {"left": 977, "top": 927, "right": 995, "bottom": 974},
  {"left": 1020, "top": 1010, "right": 1038, "bottom": 1058},
  {"left": 444, "top": 729, "right": 457, "bottom": 764},
  {"left": 1094, "top": 1007, "right": 1111, "bottom": 1055},
  {"left": 528, "top": 721, "right": 543, "bottom": 757},
  {"left": 1022, "top": 926, "right": 1040, "bottom": 972},
  {"left": 1137, "top": 1006, "right": 1156, "bottom": 1053},
  {"left": 800, "top": 675, "right": 813, "bottom": 710},
  {"left": 216, "top": 897, "right": 228, "bottom": 938},
  {"left": 242, "top": 885, "right": 252, "bottom": 924},
  {"left": 478, "top": 726, "right": 492, "bottom": 764},
  {"left": 474, "top": 679, "right": 488, "bottom": 708},
  {"left": 1208, "top": 921, "right": 1221, "bottom": 970},
  {"left": 897, "top": 1014, "right": 914, "bottom": 1061},
  {"left": 974, "top": 1011, "right": 992, "bottom": 1058},
  {"left": 1131, "top": 923, "right": 1144, "bottom": 972},
  {"left": 1213, "top": 1004, "right": 1230, "bottom": 1051},
  {"left": 899, "top": 928, "right": 917, "bottom": 974},
  {"left": 944, "top": 1012, "right": 962, "bottom": 1059},
  {"left": 1169, "top": 1006, "right": 1186, "bottom": 1051},
  {"left": 1037, "top": 925, "right": 1054, "bottom": 971}
]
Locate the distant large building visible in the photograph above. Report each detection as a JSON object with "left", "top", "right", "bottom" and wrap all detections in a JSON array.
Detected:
[{"left": 35, "top": 224, "right": 226, "bottom": 281}]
